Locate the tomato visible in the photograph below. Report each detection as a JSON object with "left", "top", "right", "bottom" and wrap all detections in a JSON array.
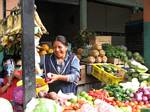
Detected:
[
  {"left": 111, "top": 101, "right": 117, "bottom": 106},
  {"left": 129, "top": 102, "right": 135, "bottom": 107},
  {"left": 146, "top": 104, "right": 150, "bottom": 108},
  {"left": 138, "top": 101, "right": 144, "bottom": 106},
  {"left": 133, "top": 101, "right": 138, "bottom": 105}
]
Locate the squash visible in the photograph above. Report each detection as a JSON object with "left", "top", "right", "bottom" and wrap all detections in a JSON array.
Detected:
[
  {"left": 39, "top": 50, "right": 47, "bottom": 56},
  {"left": 87, "top": 56, "right": 95, "bottom": 63},
  {"left": 41, "top": 44, "right": 49, "bottom": 51},
  {"left": 89, "top": 49, "right": 99, "bottom": 57},
  {"left": 95, "top": 56, "right": 102, "bottom": 63},
  {"left": 102, "top": 56, "right": 108, "bottom": 63},
  {"left": 91, "top": 44, "right": 102, "bottom": 50},
  {"left": 99, "top": 50, "right": 105, "bottom": 57}
]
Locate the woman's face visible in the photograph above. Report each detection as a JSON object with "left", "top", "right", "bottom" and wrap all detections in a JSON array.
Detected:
[{"left": 53, "top": 41, "right": 67, "bottom": 59}]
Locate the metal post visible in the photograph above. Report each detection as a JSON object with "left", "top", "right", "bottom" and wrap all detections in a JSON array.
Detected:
[
  {"left": 144, "top": 0, "right": 150, "bottom": 69},
  {"left": 21, "top": 0, "right": 36, "bottom": 108},
  {"left": 2, "top": 0, "right": 6, "bottom": 18},
  {"left": 80, "top": 0, "right": 87, "bottom": 30}
]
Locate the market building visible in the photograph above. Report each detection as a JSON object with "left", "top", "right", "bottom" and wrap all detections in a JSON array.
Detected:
[{"left": 0, "top": 0, "right": 150, "bottom": 112}]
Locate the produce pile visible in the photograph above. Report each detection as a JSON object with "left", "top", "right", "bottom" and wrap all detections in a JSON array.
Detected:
[
  {"left": 32, "top": 87, "right": 150, "bottom": 112},
  {"left": 27, "top": 43, "right": 150, "bottom": 112},
  {"left": 37, "top": 45, "right": 150, "bottom": 112},
  {"left": 76, "top": 44, "right": 108, "bottom": 63}
]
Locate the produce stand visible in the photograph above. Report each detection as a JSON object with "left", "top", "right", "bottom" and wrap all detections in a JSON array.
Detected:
[{"left": 0, "top": 1, "right": 150, "bottom": 112}]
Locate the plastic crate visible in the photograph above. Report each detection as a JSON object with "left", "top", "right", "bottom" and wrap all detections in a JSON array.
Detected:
[
  {"left": 17, "top": 77, "right": 49, "bottom": 95},
  {"left": 91, "top": 63, "right": 125, "bottom": 85}
]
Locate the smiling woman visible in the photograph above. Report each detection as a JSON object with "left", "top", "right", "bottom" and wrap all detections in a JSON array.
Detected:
[{"left": 41, "top": 35, "right": 80, "bottom": 94}]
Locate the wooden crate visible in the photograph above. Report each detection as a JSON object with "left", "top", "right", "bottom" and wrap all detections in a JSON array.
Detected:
[
  {"left": 78, "top": 65, "right": 86, "bottom": 84},
  {"left": 89, "top": 36, "right": 112, "bottom": 46}
]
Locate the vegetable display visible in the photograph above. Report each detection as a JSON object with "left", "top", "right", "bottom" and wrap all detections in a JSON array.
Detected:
[
  {"left": 103, "top": 85, "right": 132, "bottom": 102},
  {"left": 131, "top": 87, "right": 150, "bottom": 104}
]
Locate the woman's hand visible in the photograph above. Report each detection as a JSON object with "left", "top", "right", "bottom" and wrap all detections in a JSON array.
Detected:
[
  {"left": 46, "top": 73, "right": 68, "bottom": 83},
  {"left": 47, "top": 73, "right": 60, "bottom": 83}
]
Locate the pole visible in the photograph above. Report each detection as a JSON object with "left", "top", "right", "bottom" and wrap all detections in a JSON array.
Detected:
[{"left": 21, "top": 0, "right": 36, "bottom": 109}]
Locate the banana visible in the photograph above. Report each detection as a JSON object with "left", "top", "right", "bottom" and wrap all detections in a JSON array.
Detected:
[
  {"left": 0, "top": 24, "right": 3, "bottom": 36},
  {"left": 7, "top": 15, "right": 14, "bottom": 29},
  {"left": 10, "top": 13, "right": 21, "bottom": 34},
  {"left": 5, "top": 15, "right": 14, "bottom": 35},
  {"left": 1, "top": 35, "right": 9, "bottom": 46},
  {"left": 34, "top": 10, "right": 48, "bottom": 34}
]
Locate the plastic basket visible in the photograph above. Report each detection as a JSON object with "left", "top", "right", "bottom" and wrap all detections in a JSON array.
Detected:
[
  {"left": 17, "top": 77, "right": 49, "bottom": 95},
  {"left": 91, "top": 63, "right": 125, "bottom": 85}
]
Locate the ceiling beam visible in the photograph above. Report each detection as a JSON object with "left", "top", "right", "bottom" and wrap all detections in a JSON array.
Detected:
[
  {"left": 40, "top": 0, "right": 79, "bottom": 5},
  {"left": 95, "top": 0, "right": 143, "bottom": 8}
]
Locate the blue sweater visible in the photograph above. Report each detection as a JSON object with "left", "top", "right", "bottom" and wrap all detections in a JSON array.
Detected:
[{"left": 42, "top": 51, "right": 80, "bottom": 93}]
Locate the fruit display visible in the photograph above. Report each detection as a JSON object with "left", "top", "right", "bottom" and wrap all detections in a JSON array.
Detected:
[
  {"left": 77, "top": 44, "right": 108, "bottom": 63},
  {"left": 38, "top": 43, "right": 53, "bottom": 56}
]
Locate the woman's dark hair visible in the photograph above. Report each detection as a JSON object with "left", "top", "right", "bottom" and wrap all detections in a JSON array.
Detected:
[{"left": 53, "top": 35, "right": 68, "bottom": 46}]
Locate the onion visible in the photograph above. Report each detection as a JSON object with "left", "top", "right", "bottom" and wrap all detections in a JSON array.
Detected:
[
  {"left": 142, "top": 96, "right": 148, "bottom": 101},
  {"left": 144, "top": 89, "right": 150, "bottom": 95},
  {"left": 136, "top": 93, "right": 142, "bottom": 101}
]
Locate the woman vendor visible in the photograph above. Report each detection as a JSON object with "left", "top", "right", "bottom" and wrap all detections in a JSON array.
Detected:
[{"left": 41, "top": 35, "right": 80, "bottom": 94}]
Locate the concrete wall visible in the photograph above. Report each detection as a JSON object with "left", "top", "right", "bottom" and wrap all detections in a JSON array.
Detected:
[
  {"left": 0, "top": 0, "right": 19, "bottom": 19},
  {"left": 87, "top": 2, "right": 132, "bottom": 45}
]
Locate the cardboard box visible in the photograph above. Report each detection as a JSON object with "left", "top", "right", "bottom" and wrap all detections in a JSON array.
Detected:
[
  {"left": 107, "top": 58, "right": 124, "bottom": 65},
  {"left": 89, "top": 36, "right": 112, "bottom": 46}
]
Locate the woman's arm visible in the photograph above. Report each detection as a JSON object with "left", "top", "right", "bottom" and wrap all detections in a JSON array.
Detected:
[{"left": 0, "top": 83, "right": 10, "bottom": 94}]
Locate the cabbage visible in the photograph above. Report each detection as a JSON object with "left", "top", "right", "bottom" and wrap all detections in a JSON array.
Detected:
[
  {"left": 0, "top": 98, "right": 13, "bottom": 112},
  {"left": 26, "top": 98, "right": 61, "bottom": 112}
]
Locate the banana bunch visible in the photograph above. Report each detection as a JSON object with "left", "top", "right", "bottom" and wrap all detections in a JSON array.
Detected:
[
  {"left": 0, "top": 4, "right": 48, "bottom": 51},
  {"left": 34, "top": 10, "right": 48, "bottom": 37},
  {"left": 0, "top": 35, "right": 9, "bottom": 46},
  {"left": 0, "top": 35, "right": 16, "bottom": 46},
  {"left": 0, "top": 19, "right": 7, "bottom": 36},
  {"left": 10, "top": 13, "right": 21, "bottom": 34}
]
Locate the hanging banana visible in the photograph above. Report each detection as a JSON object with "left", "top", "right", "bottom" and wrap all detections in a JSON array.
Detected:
[
  {"left": 7, "top": 15, "right": 14, "bottom": 30},
  {"left": 34, "top": 10, "right": 48, "bottom": 34},
  {"left": 10, "top": 13, "right": 21, "bottom": 34},
  {"left": 1, "top": 35, "right": 9, "bottom": 46}
]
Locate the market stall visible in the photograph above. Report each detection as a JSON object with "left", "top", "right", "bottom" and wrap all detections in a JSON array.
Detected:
[{"left": 0, "top": 1, "right": 150, "bottom": 112}]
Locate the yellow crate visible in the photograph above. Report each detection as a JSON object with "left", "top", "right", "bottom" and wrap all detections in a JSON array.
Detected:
[
  {"left": 17, "top": 77, "right": 49, "bottom": 95},
  {"left": 91, "top": 63, "right": 125, "bottom": 85}
]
